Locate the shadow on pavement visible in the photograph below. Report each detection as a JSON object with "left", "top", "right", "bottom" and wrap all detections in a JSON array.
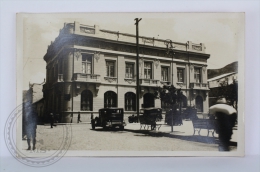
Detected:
[
  {"left": 124, "top": 128, "right": 219, "bottom": 145},
  {"left": 91, "top": 128, "right": 126, "bottom": 133}
]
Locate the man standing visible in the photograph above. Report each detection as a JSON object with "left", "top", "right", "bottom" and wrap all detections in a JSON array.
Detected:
[
  {"left": 78, "top": 112, "right": 82, "bottom": 123},
  {"left": 26, "top": 107, "right": 37, "bottom": 150},
  {"left": 50, "top": 113, "right": 54, "bottom": 128},
  {"left": 209, "top": 97, "right": 237, "bottom": 151}
]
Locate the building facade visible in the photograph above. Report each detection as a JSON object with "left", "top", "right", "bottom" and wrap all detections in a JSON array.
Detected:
[
  {"left": 42, "top": 21, "right": 210, "bottom": 123},
  {"left": 208, "top": 72, "right": 238, "bottom": 107}
]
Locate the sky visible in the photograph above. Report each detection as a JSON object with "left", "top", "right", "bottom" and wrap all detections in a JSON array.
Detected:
[{"left": 22, "top": 13, "right": 244, "bottom": 90}]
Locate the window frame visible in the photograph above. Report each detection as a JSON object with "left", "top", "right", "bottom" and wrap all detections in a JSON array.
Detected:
[
  {"left": 161, "top": 66, "right": 169, "bottom": 81},
  {"left": 125, "top": 92, "right": 136, "bottom": 111},
  {"left": 144, "top": 61, "right": 152, "bottom": 79},
  {"left": 106, "top": 60, "right": 116, "bottom": 77},
  {"left": 194, "top": 67, "right": 201, "bottom": 83},
  {"left": 177, "top": 67, "right": 185, "bottom": 83},
  {"left": 125, "top": 62, "right": 135, "bottom": 79},
  {"left": 82, "top": 55, "right": 93, "bottom": 74}
]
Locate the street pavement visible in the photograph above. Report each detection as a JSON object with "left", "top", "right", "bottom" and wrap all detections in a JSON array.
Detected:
[{"left": 22, "top": 120, "right": 237, "bottom": 152}]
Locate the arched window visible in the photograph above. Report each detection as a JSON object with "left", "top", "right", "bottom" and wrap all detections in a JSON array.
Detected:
[
  {"left": 143, "top": 93, "right": 155, "bottom": 108},
  {"left": 104, "top": 91, "right": 117, "bottom": 108},
  {"left": 81, "top": 90, "right": 93, "bottom": 111},
  {"left": 195, "top": 95, "right": 203, "bottom": 112},
  {"left": 125, "top": 92, "right": 136, "bottom": 111}
]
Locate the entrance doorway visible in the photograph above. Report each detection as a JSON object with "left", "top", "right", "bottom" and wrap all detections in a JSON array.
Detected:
[{"left": 143, "top": 93, "right": 155, "bottom": 108}]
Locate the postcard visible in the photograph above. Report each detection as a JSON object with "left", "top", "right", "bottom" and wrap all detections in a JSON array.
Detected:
[{"left": 12, "top": 13, "right": 244, "bottom": 166}]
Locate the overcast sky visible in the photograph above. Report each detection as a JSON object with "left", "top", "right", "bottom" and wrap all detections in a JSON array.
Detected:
[{"left": 22, "top": 13, "right": 244, "bottom": 90}]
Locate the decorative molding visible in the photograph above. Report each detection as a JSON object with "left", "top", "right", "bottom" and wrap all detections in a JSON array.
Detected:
[
  {"left": 192, "top": 45, "right": 202, "bottom": 51},
  {"left": 190, "top": 64, "right": 194, "bottom": 71},
  {"left": 75, "top": 50, "right": 81, "bottom": 60},
  {"left": 94, "top": 52, "right": 100, "bottom": 62},
  {"left": 142, "top": 37, "right": 154, "bottom": 44},
  {"left": 202, "top": 66, "right": 206, "bottom": 73},
  {"left": 124, "top": 78, "right": 136, "bottom": 84},
  {"left": 80, "top": 27, "right": 95, "bottom": 34},
  {"left": 154, "top": 59, "right": 160, "bottom": 68},
  {"left": 95, "top": 83, "right": 100, "bottom": 96},
  {"left": 139, "top": 57, "right": 144, "bottom": 66},
  {"left": 104, "top": 77, "right": 117, "bottom": 83}
]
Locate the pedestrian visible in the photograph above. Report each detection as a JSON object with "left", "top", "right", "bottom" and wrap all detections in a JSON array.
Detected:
[
  {"left": 209, "top": 97, "right": 237, "bottom": 151},
  {"left": 26, "top": 108, "right": 37, "bottom": 150},
  {"left": 50, "top": 113, "right": 54, "bottom": 128},
  {"left": 78, "top": 112, "right": 82, "bottom": 123}
]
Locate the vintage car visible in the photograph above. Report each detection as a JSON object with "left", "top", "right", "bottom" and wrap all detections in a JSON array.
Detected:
[
  {"left": 91, "top": 108, "right": 126, "bottom": 130},
  {"left": 139, "top": 107, "right": 163, "bottom": 130}
]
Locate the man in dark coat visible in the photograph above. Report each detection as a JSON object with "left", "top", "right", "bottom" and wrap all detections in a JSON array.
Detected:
[
  {"left": 78, "top": 112, "right": 82, "bottom": 123},
  {"left": 50, "top": 113, "right": 54, "bottom": 128}
]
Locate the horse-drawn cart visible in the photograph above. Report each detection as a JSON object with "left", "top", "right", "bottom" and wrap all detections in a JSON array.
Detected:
[{"left": 139, "top": 108, "right": 163, "bottom": 130}]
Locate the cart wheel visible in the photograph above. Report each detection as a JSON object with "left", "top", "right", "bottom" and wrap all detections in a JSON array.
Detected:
[{"left": 151, "top": 124, "right": 156, "bottom": 130}]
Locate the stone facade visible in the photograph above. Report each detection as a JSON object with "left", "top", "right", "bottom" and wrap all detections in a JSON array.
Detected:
[{"left": 42, "top": 21, "right": 210, "bottom": 123}]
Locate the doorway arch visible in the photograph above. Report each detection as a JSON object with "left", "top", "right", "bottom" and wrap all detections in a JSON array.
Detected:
[
  {"left": 104, "top": 91, "right": 117, "bottom": 108},
  {"left": 143, "top": 93, "right": 155, "bottom": 108}
]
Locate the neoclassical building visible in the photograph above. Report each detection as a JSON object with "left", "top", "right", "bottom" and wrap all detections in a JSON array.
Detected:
[{"left": 42, "top": 21, "right": 210, "bottom": 123}]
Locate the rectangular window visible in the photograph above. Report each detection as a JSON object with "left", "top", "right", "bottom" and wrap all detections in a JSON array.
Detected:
[
  {"left": 161, "top": 67, "right": 169, "bottom": 81},
  {"left": 82, "top": 56, "right": 92, "bottom": 74},
  {"left": 144, "top": 62, "right": 152, "bottom": 79},
  {"left": 194, "top": 68, "right": 201, "bottom": 83},
  {"left": 177, "top": 68, "right": 184, "bottom": 83},
  {"left": 125, "top": 63, "right": 134, "bottom": 78},
  {"left": 106, "top": 61, "right": 115, "bottom": 77}
]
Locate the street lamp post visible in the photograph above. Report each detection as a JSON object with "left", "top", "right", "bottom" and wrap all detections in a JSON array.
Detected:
[
  {"left": 165, "top": 39, "right": 175, "bottom": 132},
  {"left": 135, "top": 18, "right": 142, "bottom": 120}
]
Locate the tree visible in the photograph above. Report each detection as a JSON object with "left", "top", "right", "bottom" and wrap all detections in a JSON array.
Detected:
[
  {"left": 154, "top": 84, "right": 183, "bottom": 131},
  {"left": 214, "top": 79, "right": 238, "bottom": 109}
]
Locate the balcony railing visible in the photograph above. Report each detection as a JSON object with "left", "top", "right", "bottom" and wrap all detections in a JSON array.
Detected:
[
  {"left": 190, "top": 82, "right": 208, "bottom": 89},
  {"left": 74, "top": 73, "right": 101, "bottom": 83},
  {"left": 139, "top": 79, "right": 160, "bottom": 86}
]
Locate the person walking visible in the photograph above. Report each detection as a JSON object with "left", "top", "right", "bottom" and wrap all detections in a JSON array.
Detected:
[
  {"left": 209, "top": 97, "right": 237, "bottom": 151},
  {"left": 50, "top": 113, "right": 54, "bottom": 128},
  {"left": 77, "top": 112, "right": 82, "bottom": 123}
]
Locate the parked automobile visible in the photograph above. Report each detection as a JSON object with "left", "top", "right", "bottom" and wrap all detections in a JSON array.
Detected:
[{"left": 91, "top": 108, "right": 126, "bottom": 130}]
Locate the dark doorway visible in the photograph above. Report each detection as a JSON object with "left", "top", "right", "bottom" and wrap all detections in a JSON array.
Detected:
[{"left": 143, "top": 93, "right": 155, "bottom": 108}]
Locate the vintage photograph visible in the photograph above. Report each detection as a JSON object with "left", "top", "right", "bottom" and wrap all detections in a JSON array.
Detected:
[{"left": 17, "top": 13, "right": 244, "bottom": 157}]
